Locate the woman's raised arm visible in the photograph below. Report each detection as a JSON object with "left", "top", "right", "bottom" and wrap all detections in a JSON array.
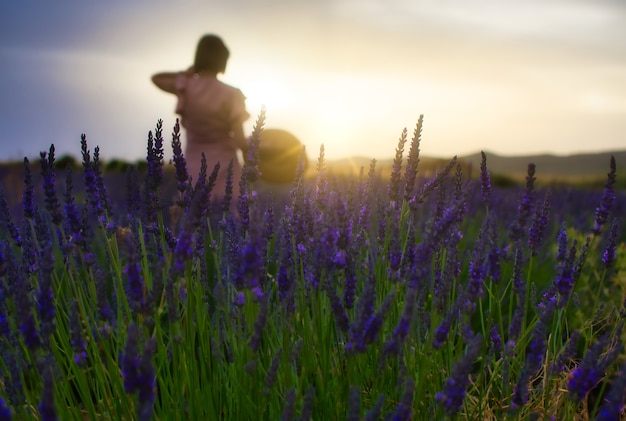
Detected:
[{"left": 151, "top": 72, "right": 179, "bottom": 94}]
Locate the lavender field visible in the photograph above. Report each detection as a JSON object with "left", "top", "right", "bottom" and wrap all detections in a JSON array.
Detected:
[{"left": 0, "top": 113, "right": 625, "bottom": 420}]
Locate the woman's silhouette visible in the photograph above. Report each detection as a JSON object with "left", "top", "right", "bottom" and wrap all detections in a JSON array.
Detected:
[{"left": 152, "top": 34, "right": 250, "bottom": 200}]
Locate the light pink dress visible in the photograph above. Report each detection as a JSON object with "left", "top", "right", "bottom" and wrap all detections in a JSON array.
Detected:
[{"left": 174, "top": 73, "right": 250, "bottom": 199}]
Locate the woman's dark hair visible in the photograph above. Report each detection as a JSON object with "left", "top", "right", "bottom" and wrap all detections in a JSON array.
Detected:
[{"left": 194, "top": 34, "right": 230, "bottom": 73}]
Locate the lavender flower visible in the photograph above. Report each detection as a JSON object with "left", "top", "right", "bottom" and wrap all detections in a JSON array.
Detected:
[
  {"left": 300, "top": 386, "right": 315, "bottom": 421},
  {"left": 122, "top": 323, "right": 140, "bottom": 393},
  {"left": 69, "top": 302, "right": 87, "bottom": 366},
  {"left": 325, "top": 283, "right": 350, "bottom": 334},
  {"left": 35, "top": 217, "right": 55, "bottom": 346},
  {"left": 347, "top": 386, "right": 361, "bottom": 421},
  {"left": 512, "top": 321, "right": 548, "bottom": 407},
  {"left": 0, "top": 397, "right": 11, "bottom": 420},
  {"left": 290, "top": 337, "right": 303, "bottom": 376},
  {"left": 601, "top": 218, "right": 619, "bottom": 270},
  {"left": 568, "top": 331, "right": 623, "bottom": 402},
  {"left": 314, "top": 144, "right": 328, "bottom": 213},
  {"left": 409, "top": 156, "right": 458, "bottom": 209},
  {"left": 38, "top": 366, "right": 58, "bottom": 421},
  {"left": 62, "top": 168, "right": 85, "bottom": 252},
  {"left": 122, "top": 324, "right": 156, "bottom": 420},
  {"left": 596, "top": 363, "right": 626, "bottom": 421},
  {"left": 365, "top": 394, "right": 385, "bottom": 421},
  {"left": 436, "top": 333, "right": 483, "bottom": 417},
  {"left": 239, "top": 238, "right": 263, "bottom": 294},
  {"left": 393, "top": 378, "right": 415, "bottom": 421},
  {"left": 454, "top": 162, "right": 464, "bottom": 200},
  {"left": 15, "top": 284, "right": 40, "bottom": 351},
  {"left": 263, "top": 348, "right": 282, "bottom": 396},
  {"left": 479, "top": 151, "right": 492, "bottom": 206},
  {"left": 248, "top": 296, "right": 268, "bottom": 352},
  {"left": 39, "top": 145, "right": 62, "bottom": 225},
  {"left": 343, "top": 271, "right": 357, "bottom": 310},
  {"left": 242, "top": 108, "right": 264, "bottom": 186},
  {"left": 388, "top": 128, "right": 407, "bottom": 208},
  {"left": 403, "top": 115, "right": 422, "bottom": 200},
  {"left": 433, "top": 312, "right": 454, "bottom": 349},
  {"left": 509, "top": 163, "right": 535, "bottom": 243},
  {"left": 383, "top": 286, "right": 417, "bottom": 357},
  {"left": 170, "top": 119, "right": 190, "bottom": 208},
  {"left": 0, "top": 189, "right": 22, "bottom": 246},
  {"left": 489, "top": 324, "right": 502, "bottom": 357},
  {"left": 137, "top": 340, "right": 157, "bottom": 421},
  {"left": 143, "top": 124, "right": 165, "bottom": 225},
  {"left": 81, "top": 136, "right": 104, "bottom": 221},
  {"left": 593, "top": 155, "right": 616, "bottom": 235},
  {"left": 550, "top": 330, "right": 580, "bottom": 375},
  {"left": 555, "top": 242, "right": 577, "bottom": 297},
  {"left": 124, "top": 260, "right": 145, "bottom": 315},
  {"left": 22, "top": 158, "right": 36, "bottom": 220},
  {"left": 280, "top": 388, "right": 296, "bottom": 421},
  {"left": 92, "top": 146, "right": 111, "bottom": 217},
  {"left": 348, "top": 289, "right": 395, "bottom": 354},
  {"left": 528, "top": 191, "right": 551, "bottom": 254},
  {"left": 222, "top": 159, "right": 235, "bottom": 215},
  {"left": 487, "top": 244, "right": 502, "bottom": 284},
  {"left": 466, "top": 258, "right": 486, "bottom": 304}
]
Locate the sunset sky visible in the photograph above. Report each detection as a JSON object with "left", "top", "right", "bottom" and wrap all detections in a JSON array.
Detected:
[{"left": 1, "top": 1, "right": 625, "bottom": 163}]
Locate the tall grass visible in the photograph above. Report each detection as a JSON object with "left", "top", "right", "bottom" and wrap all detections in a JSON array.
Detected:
[{"left": 0, "top": 112, "right": 624, "bottom": 420}]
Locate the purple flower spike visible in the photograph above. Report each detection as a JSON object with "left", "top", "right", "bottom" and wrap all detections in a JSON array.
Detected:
[
  {"left": 403, "top": 116, "right": 422, "bottom": 200},
  {"left": 601, "top": 218, "right": 619, "bottom": 270},
  {"left": 18, "top": 306, "right": 40, "bottom": 352},
  {"left": 242, "top": 108, "right": 265, "bottom": 186},
  {"left": 124, "top": 260, "right": 145, "bottom": 315},
  {"left": 528, "top": 191, "right": 551, "bottom": 254},
  {"left": 0, "top": 189, "right": 22, "bottom": 246},
  {"left": 479, "top": 151, "right": 492, "bottom": 206},
  {"left": 280, "top": 388, "right": 296, "bottom": 421},
  {"left": 171, "top": 119, "right": 190, "bottom": 208},
  {"left": 365, "top": 395, "right": 385, "bottom": 421},
  {"left": 37, "top": 239, "right": 56, "bottom": 343},
  {"left": 436, "top": 334, "right": 483, "bottom": 417},
  {"left": 383, "top": 287, "right": 418, "bottom": 357},
  {"left": 136, "top": 339, "right": 157, "bottom": 421},
  {"left": 326, "top": 284, "right": 350, "bottom": 334},
  {"left": 388, "top": 128, "right": 407, "bottom": 208},
  {"left": 38, "top": 367, "right": 58, "bottom": 421},
  {"left": 39, "top": 145, "right": 62, "bottom": 225},
  {"left": 121, "top": 324, "right": 157, "bottom": 421},
  {"left": 489, "top": 324, "right": 502, "bottom": 357},
  {"left": 70, "top": 302, "right": 87, "bottom": 366},
  {"left": 0, "top": 397, "right": 11, "bottom": 420},
  {"left": 512, "top": 321, "right": 548, "bottom": 407},
  {"left": 122, "top": 324, "right": 140, "bottom": 393},
  {"left": 347, "top": 386, "right": 361, "bottom": 421},
  {"left": 568, "top": 331, "right": 623, "bottom": 402},
  {"left": 22, "top": 158, "right": 36, "bottom": 220},
  {"left": 596, "top": 363, "right": 626, "bottom": 421},
  {"left": 249, "top": 297, "right": 268, "bottom": 352},
  {"left": 263, "top": 348, "right": 282, "bottom": 395},
  {"left": 550, "top": 330, "right": 580, "bottom": 375},
  {"left": 300, "top": 386, "right": 315, "bottom": 421},
  {"left": 393, "top": 378, "right": 415, "bottom": 421},
  {"left": 593, "top": 155, "right": 616, "bottom": 235},
  {"left": 509, "top": 163, "right": 536, "bottom": 243}
]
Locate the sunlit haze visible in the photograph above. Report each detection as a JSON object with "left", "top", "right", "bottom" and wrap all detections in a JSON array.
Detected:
[{"left": 1, "top": 1, "right": 625, "bottom": 163}]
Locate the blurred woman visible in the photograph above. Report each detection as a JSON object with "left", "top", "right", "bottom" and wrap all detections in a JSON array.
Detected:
[{"left": 152, "top": 34, "right": 250, "bottom": 201}]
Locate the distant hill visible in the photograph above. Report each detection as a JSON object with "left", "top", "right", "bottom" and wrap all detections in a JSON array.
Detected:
[
  {"left": 458, "top": 150, "right": 625, "bottom": 179},
  {"left": 324, "top": 150, "right": 626, "bottom": 182}
]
